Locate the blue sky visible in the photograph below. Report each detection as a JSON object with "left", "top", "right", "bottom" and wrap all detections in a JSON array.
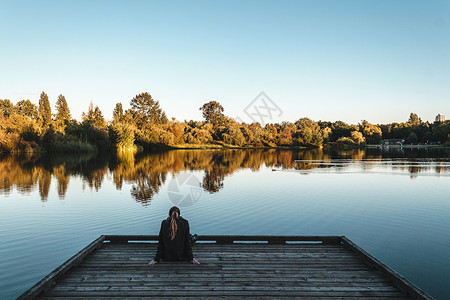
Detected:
[{"left": 0, "top": 0, "right": 449, "bottom": 124}]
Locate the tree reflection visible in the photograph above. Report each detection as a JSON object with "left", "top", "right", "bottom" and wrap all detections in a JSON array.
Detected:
[
  {"left": 202, "top": 170, "right": 224, "bottom": 193},
  {"left": 38, "top": 170, "right": 51, "bottom": 201},
  {"left": 53, "top": 165, "right": 69, "bottom": 199},
  {"left": 0, "top": 148, "right": 449, "bottom": 205}
]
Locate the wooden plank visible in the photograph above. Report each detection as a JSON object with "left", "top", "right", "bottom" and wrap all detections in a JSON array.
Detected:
[
  {"left": 66, "top": 269, "right": 387, "bottom": 278},
  {"left": 89, "top": 254, "right": 358, "bottom": 260},
  {"left": 105, "top": 246, "right": 342, "bottom": 250},
  {"left": 94, "top": 246, "right": 346, "bottom": 251},
  {"left": 58, "top": 276, "right": 392, "bottom": 284},
  {"left": 39, "top": 295, "right": 408, "bottom": 300},
  {"left": 88, "top": 257, "right": 359, "bottom": 262},
  {"left": 102, "top": 243, "right": 343, "bottom": 248},
  {"left": 54, "top": 281, "right": 396, "bottom": 288},
  {"left": 48, "top": 285, "right": 403, "bottom": 292},
  {"left": 96, "top": 251, "right": 348, "bottom": 256},
  {"left": 75, "top": 265, "right": 374, "bottom": 271},
  {"left": 104, "top": 235, "right": 342, "bottom": 244},
  {"left": 97, "top": 251, "right": 346, "bottom": 256},
  {"left": 41, "top": 290, "right": 407, "bottom": 298},
  {"left": 340, "top": 236, "right": 432, "bottom": 300},
  {"left": 63, "top": 273, "right": 384, "bottom": 279},
  {"left": 18, "top": 235, "right": 106, "bottom": 300},
  {"left": 80, "top": 260, "right": 364, "bottom": 266}
]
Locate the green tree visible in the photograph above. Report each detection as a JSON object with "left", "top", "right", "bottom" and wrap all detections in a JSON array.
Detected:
[
  {"left": 55, "top": 94, "right": 71, "bottom": 125},
  {"left": 130, "top": 92, "right": 165, "bottom": 128},
  {"left": 405, "top": 131, "right": 419, "bottom": 144},
  {"left": 38, "top": 91, "right": 52, "bottom": 127}
]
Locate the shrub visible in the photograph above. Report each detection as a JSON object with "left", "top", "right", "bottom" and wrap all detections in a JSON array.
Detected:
[
  {"left": 136, "top": 125, "right": 175, "bottom": 147},
  {"left": 336, "top": 136, "right": 356, "bottom": 145},
  {"left": 109, "top": 122, "right": 135, "bottom": 150}
]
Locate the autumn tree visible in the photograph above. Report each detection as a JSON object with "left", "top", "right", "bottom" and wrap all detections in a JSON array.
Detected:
[
  {"left": 263, "top": 124, "right": 278, "bottom": 146},
  {"left": 330, "top": 121, "right": 354, "bottom": 142},
  {"left": 350, "top": 131, "right": 365, "bottom": 145},
  {"left": 247, "top": 123, "right": 264, "bottom": 146},
  {"left": 15, "top": 100, "right": 38, "bottom": 119},
  {"left": 336, "top": 131, "right": 365, "bottom": 145},
  {"left": 277, "top": 122, "right": 295, "bottom": 146},
  {"left": 294, "top": 118, "right": 323, "bottom": 147},
  {"left": 0, "top": 99, "right": 14, "bottom": 116},
  {"left": 222, "top": 120, "right": 245, "bottom": 146},
  {"left": 200, "top": 101, "right": 225, "bottom": 127},
  {"left": 360, "top": 120, "right": 382, "bottom": 144}
]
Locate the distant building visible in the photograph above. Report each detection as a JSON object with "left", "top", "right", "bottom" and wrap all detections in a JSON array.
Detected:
[{"left": 435, "top": 114, "right": 445, "bottom": 123}]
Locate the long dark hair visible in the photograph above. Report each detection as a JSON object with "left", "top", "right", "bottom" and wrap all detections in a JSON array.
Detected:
[{"left": 169, "top": 206, "right": 180, "bottom": 240}]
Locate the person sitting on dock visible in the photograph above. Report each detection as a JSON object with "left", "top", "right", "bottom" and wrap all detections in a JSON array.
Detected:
[{"left": 148, "top": 206, "right": 200, "bottom": 265}]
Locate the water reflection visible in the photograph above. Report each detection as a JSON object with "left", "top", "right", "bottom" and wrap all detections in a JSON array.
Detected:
[{"left": 1, "top": 148, "right": 449, "bottom": 205}]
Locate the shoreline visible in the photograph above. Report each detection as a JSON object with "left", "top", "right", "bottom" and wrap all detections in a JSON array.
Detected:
[
  {"left": 3, "top": 143, "right": 449, "bottom": 155},
  {"left": 365, "top": 144, "right": 447, "bottom": 149}
]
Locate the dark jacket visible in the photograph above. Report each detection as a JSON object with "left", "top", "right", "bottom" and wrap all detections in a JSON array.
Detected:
[{"left": 154, "top": 216, "right": 193, "bottom": 262}]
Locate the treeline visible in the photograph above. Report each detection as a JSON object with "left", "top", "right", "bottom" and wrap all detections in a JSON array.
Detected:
[{"left": 1, "top": 91, "right": 449, "bottom": 153}]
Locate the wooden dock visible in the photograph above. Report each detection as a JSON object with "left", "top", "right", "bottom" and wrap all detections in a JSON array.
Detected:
[{"left": 19, "top": 235, "right": 433, "bottom": 299}]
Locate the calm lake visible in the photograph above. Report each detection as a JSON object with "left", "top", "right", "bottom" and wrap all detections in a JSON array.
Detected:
[{"left": 1, "top": 148, "right": 449, "bottom": 299}]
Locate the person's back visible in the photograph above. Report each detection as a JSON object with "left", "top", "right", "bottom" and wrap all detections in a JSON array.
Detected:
[{"left": 149, "top": 206, "right": 200, "bottom": 265}]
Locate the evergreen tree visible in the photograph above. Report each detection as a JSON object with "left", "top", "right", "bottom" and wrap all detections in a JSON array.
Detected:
[
  {"left": 82, "top": 101, "right": 106, "bottom": 129},
  {"left": 93, "top": 106, "right": 106, "bottom": 128},
  {"left": 38, "top": 91, "right": 52, "bottom": 127},
  {"left": 55, "top": 94, "right": 71, "bottom": 125},
  {"left": 129, "top": 92, "right": 165, "bottom": 128},
  {"left": 82, "top": 101, "right": 95, "bottom": 122},
  {"left": 112, "top": 102, "right": 124, "bottom": 123}
]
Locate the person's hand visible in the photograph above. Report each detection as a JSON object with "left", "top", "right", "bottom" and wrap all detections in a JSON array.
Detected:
[
  {"left": 148, "top": 260, "right": 158, "bottom": 266},
  {"left": 191, "top": 259, "right": 200, "bottom": 265}
]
